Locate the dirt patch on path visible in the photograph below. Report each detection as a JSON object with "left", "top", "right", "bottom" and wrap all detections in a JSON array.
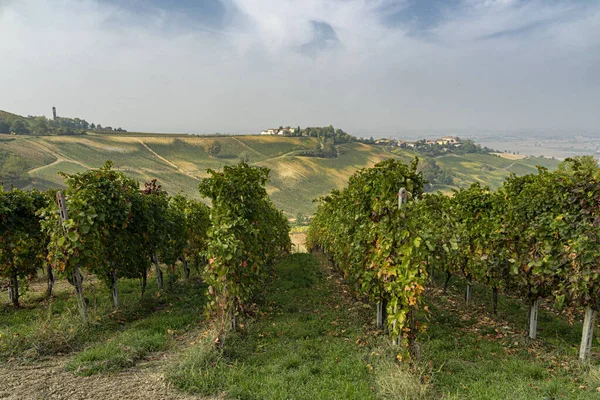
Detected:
[{"left": 0, "top": 358, "right": 208, "bottom": 400}]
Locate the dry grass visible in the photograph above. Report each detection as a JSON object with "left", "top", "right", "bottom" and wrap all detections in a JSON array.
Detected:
[
  {"left": 374, "top": 359, "right": 430, "bottom": 400},
  {"left": 583, "top": 365, "right": 600, "bottom": 391},
  {"left": 492, "top": 152, "right": 527, "bottom": 160},
  {"left": 290, "top": 232, "right": 307, "bottom": 253}
]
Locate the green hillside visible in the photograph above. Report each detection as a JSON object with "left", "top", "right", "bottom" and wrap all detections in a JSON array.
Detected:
[
  {"left": 0, "top": 110, "right": 24, "bottom": 123},
  {"left": 0, "top": 129, "right": 560, "bottom": 217}
]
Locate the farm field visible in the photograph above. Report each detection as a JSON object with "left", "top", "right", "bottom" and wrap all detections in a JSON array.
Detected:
[
  {"left": 0, "top": 132, "right": 559, "bottom": 217},
  {"left": 1, "top": 253, "right": 599, "bottom": 399}
]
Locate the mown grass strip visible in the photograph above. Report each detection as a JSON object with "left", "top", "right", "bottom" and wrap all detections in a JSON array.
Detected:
[
  {"left": 169, "top": 253, "right": 422, "bottom": 400},
  {"left": 1, "top": 273, "right": 205, "bottom": 364},
  {"left": 66, "top": 279, "right": 207, "bottom": 376},
  {"left": 423, "top": 275, "right": 600, "bottom": 399}
]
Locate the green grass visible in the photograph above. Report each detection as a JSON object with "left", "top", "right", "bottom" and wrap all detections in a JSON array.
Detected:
[
  {"left": 0, "top": 268, "right": 206, "bottom": 369},
  {"left": 66, "top": 330, "right": 166, "bottom": 375},
  {"left": 462, "top": 153, "right": 514, "bottom": 169},
  {"left": 262, "top": 142, "right": 398, "bottom": 216},
  {"left": 435, "top": 154, "right": 560, "bottom": 190},
  {"left": 168, "top": 253, "right": 426, "bottom": 400},
  {"left": 14, "top": 135, "right": 399, "bottom": 216},
  {"left": 422, "top": 274, "right": 600, "bottom": 399},
  {"left": 1, "top": 137, "right": 57, "bottom": 170},
  {"left": 43, "top": 136, "right": 175, "bottom": 171},
  {"left": 237, "top": 135, "right": 315, "bottom": 158},
  {"left": 28, "top": 160, "right": 87, "bottom": 186},
  {"left": 3, "top": 250, "right": 599, "bottom": 398},
  {"left": 166, "top": 253, "right": 600, "bottom": 399},
  {"left": 143, "top": 137, "right": 258, "bottom": 169},
  {"left": 290, "top": 225, "right": 309, "bottom": 233},
  {"left": 66, "top": 284, "right": 205, "bottom": 376}
]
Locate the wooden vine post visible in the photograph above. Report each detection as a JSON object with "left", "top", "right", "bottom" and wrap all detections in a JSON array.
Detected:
[
  {"left": 579, "top": 306, "right": 597, "bottom": 363},
  {"left": 230, "top": 301, "right": 237, "bottom": 331},
  {"left": 56, "top": 191, "right": 87, "bottom": 321},
  {"left": 465, "top": 282, "right": 472, "bottom": 306},
  {"left": 110, "top": 265, "right": 119, "bottom": 309},
  {"left": 528, "top": 299, "right": 539, "bottom": 340},
  {"left": 391, "top": 187, "right": 409, "bottom": 346},
  {"left": 153, "top": 251, "right": 163, "bottom": 289},
  {"left": 376, "top": 301, "right": 386, "bottom": 329},
  {"left": 181, "top": 255, "right": 190, "bottom": 280}
]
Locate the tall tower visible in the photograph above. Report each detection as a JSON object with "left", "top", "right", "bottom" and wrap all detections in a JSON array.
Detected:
[{"left": 52, "top": 106, "right": 57, "bottom": 120}]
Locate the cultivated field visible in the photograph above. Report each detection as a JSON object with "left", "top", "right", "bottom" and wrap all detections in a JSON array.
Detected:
[{"left": 1, "top": 133, "right": 559, "bottom": 217}]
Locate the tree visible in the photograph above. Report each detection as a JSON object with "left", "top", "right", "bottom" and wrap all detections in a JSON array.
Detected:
[
  {"left": 322, "top": 139, "right": 337, "bottom": 157},
  {"left": 551, "top": 157, "right": 600, "bottom": 361},
  {"left": 238, "top": 152, "right": 250, "bottom": 163},
  {"left": 208, "top": 141, "right": 222, "bottom": 156},
  {"left": 32, "top": 117, "right": 50, "bottom": 135},
  {"left": 10, "top": 120, "right": 29, "bottom": 134},
  {"left": 0, "top": 120, "right": 10, "bottom": 134}
]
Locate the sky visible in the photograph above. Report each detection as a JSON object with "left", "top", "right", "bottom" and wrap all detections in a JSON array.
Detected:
[{"left": 0, "top": 0, "right": 599, "bottom": 137}]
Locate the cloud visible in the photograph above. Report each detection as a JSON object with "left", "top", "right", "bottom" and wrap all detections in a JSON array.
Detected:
[
  {"left": 299, "top": 21, "right": 342, "bottom": 57},
  {"left": 0, "top": 0, "right": 598, "bottom": 135}
]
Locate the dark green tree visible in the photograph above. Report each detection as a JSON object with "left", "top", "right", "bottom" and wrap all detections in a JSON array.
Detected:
[{"left": 10, "top": 120, "right": 29, "bottom": 134}]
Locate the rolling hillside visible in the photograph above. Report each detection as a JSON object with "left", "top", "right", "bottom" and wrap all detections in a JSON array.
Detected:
[{"left": 0, "top": 130, "right": 560, "bottom": 217}]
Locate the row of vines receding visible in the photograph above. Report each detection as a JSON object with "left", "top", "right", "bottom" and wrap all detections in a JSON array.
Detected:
[
  {"left": 307, "top": 156, "right": 600, "bottom": 362},
  {"left": 199, "top": 162, "right": 291, "bottom": 341},
  {"left": 1, "top": 161, "right": 290, "bottom": 340}
]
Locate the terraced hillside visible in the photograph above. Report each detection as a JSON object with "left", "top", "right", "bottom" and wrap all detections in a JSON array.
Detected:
[
  {"left": 0, "top": 132, "right": 559, "bottom": 216},
  {"left": 432, "top": 152, "right": 559, "bottom": 189}
]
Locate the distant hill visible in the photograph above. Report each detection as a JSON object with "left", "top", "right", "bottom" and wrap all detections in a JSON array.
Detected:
[
  {"left": 0, "top": 128, "right": 560, "bottom": 217},
  {"left": 0, "top": 110, "right": 25, "bottom": 124}
]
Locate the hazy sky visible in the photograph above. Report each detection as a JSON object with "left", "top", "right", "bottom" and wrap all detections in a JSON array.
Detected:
[{"left": 0, "top": 0, "right": 599, "bottom": 136}]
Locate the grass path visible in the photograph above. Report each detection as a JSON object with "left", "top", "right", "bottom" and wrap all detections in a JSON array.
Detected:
[
  {"left": 169, "top": 253, "right": 418, "bottom": 400},
  {"left": 24, "top": 138, "right": 92, "bottom": 172},
  {"left": 27, "top": 157, "right": 63, "bottom": 174}
]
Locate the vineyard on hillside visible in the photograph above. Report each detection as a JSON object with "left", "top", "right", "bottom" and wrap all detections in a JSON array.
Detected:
[
  {"left": 307, "top": 156, "right": 600, "bottom": 363},
  {"left": 3, "top": 156, "right": 600, "bottom": 398}
]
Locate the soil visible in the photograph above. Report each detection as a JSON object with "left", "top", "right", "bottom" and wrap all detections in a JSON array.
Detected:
[{"left": 0, "top": 357, "right": 210, "bottom": 400}]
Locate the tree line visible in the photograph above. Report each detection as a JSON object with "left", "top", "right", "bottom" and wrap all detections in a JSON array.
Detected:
[
  {"left": 0, "top": 115, "right": 126, "bottom": 136},
  {"left": 406, "top": 139, "right": 495, "bottom": 156}
]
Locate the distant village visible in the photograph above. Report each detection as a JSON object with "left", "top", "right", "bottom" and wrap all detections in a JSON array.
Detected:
[
  {"left": 373, "top": 136, "right": 463, "bottom": 149},
  {"left": 259, "top": 127, "right": 464, "bottom": 149}
]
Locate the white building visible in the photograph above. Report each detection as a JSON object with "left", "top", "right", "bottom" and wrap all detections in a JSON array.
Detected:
[
  {"left": 260, "top": 127, "right": 296, "bottom": 135},
  {"left": 436, "top": 136, "right": 460, "bottom": 145}
]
